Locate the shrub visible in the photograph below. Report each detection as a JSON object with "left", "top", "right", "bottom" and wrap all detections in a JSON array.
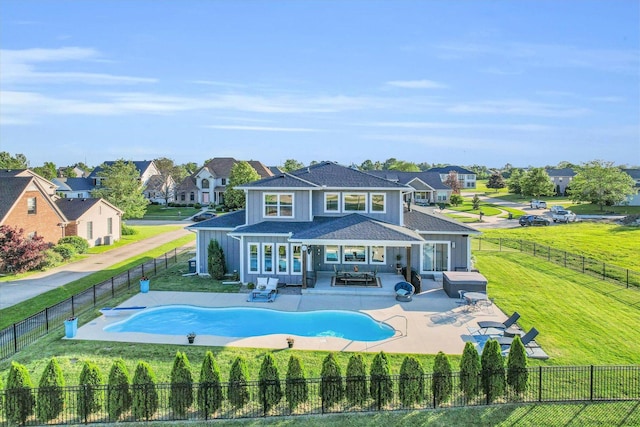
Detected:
[
  {"left": 38, "top": 248, "right": 64, "bottom": 269},
  {"left": 53, "top": 243, "right": 77, "bottom": 260},
  {"left": 197, "top": 350, "right": 223, "bottom": 416},
  {"left": 207, "top": 239, "right": 226, "bottom": 280},
  {"left": 58, "top": 236, "right": 89, "bottom": 254},
  {"left": 77, "top": 361, "right": 104, "bottom": 421},
  {"left": 131, "top": 361, "right": 158, "bottom": 421},
  {"left": 227, "top": 357, "right": 250, "bottom": 410},
  {"left": 399, "top": 356, "right": 424, "bottom": 407},
  {"left": 258, "top": 353, "right": 282, "bottom": 413},
  {"left": 5, "top": 361, "right": 35, "bottom": 426},
  {"left": 320, "top": 353, "right": 343, "bottom": 410},
  {"left": 481, "top": 339, "right": 506, "bottom": 403},
  {"left": 37, "top": 358, "right": 65, "bottom": 422},
  {"left": 345, "top": 354, "right": 367, "bottom": 406},
  {"left": 432, "top": 351, "right": 453, "bottom": 406},
  {"left": 107, "top": 359, "right": 132, "bottom": 421},
  {"left": 194, "top": 203, "right": 202, "bottom": 209},
  {"left": 121, "top": 224, "right": 136, "bottom": 235},
  {"left": 507, "top": 336, "right": 529, "bottom": 395},
  {"left": 369, "top": 351, "right": 393, "bottom": 409},
  {"left": 0, "top": 224, "right": 49, "bottom": 273},
  {"left": 459, "top": 341, "right": 481, "bottom": 400},
  {"left": 169, "top": 351, "right": 193, "bottom": 418},
  {"left": 285, "top": 355, "right": 308, "bottom": 411}
]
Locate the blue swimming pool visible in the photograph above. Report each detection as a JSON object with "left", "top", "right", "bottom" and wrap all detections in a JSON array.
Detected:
[{"left": 104, "top": 305, "right": 395, "bottom": 342}]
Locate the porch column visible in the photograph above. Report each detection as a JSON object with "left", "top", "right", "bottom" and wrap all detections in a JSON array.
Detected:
[
  {"left": 302, "top": 245, "right": 308, "bottom": 289},
  {"left": 405, "top": 246, "right": 411, "bottom": 282}
]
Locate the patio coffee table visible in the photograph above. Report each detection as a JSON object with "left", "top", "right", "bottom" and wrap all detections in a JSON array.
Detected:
[{"left": 335, "top": 271, "right": 374, "bottom": 285}]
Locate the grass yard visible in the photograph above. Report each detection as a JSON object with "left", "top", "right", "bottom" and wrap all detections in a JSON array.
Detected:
[{"left": 143, "top": 204, "right": 201, "bottom": 220}]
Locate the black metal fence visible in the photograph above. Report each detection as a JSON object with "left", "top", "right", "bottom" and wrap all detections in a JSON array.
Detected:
[
  {"left": 0, "top": 249, "right": 186, "bottom": 361},
  {"left": 472, "top": 237, "right": 640, "bottom": 292},
  {"left": 1, "top": 365, "right": 638, "bottom": 425}
]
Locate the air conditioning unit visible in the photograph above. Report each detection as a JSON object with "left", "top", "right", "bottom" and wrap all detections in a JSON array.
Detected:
[{"left": 103, "top": 235, "right": 112, "bottom": 245}]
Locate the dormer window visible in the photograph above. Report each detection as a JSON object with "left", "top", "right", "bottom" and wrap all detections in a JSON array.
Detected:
[{"left": 264, "top": 193, "right": 294, "bottom": 217}]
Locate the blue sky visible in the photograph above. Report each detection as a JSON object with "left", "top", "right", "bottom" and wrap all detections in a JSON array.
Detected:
[{"left": 1, "top": 0, "right": 638, "bottom": 169}]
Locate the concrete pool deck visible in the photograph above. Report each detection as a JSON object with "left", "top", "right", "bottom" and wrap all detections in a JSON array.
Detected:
[{"left": 74, "top": 283, "right": 508, "bottom": 355}]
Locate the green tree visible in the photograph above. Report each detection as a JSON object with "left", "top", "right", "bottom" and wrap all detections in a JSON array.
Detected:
[
  {"left": 507, "top": 168, "right": 525, "bottom": 195},
  {"left": 207, "top": 239, "right": 226, "bottom": 279},
  {"left": 388, "top": 160, "right": 420, "bottom": 172},
  {"left": 359, "top": 159, "right": 381, "bottom": 170},
  {"left": 169, "top": 351, "right": 193, "bottom": 418},
  {"left": 32, "top": 161, "right": 57, "bottom": 180},
  {"left": 345, "top": 354, "right": 367, "bottom": 406},
  {"left": 0, "top": 151, "right": 28, "bottom": 169},
  {"left": 107, "top": 359, "right": 132, "bottom": 421},
  {"left": 197, "top": 350, "right": 223, "bottom": 416},
  {"left": 5, "top": 361, "right": 35, "bottom": 426},
  {"left": 486, "top": 172, "right": 506, "bottom": 191},
  {"left": 568, "top": 160, "right": 635, "bottom": 211},
  {"left": 224, "top": 161, "right": 261, "bottom": 209},
  {"left": 399, "top": 356, "right": 424, "bottom": 407},
  {"left": 382, "top": 158, "right": 398, "bottom": 170},
  {"left": 131, "top": 361, "right": 158, "bottom": 421},
  {"left": 285, "top": 355, "right": 308, "bottom": 411},
  {"left": 432, "top": 351, "right": 453, "bottom": 406},
  {"left": 369, "top": 351, "right": 393, "bottom": 408},
  {"left": 258, "top": 353, "right": 282, "bottom": 413},
  {"left": 154, "top": 157, "right": 186, "bottom": 206},
  {"left": 481, "top": 339, "right": 506, "bottom": 403},
  {"left": 91, "top": 160, "right": 148, "bottom": 219},
  {"left": 228, "top": 357, "right": 250, "bottom": 409},
  {"left": 281, "top": 159, "right": 305, "bottom": 172},
  {"left": 520, "top": 167, "right": 554, "bottom": 198},
  {"left": 320, "top": 353, "right": 343, "bottom": 410},
  {"left": 459, "top": 341, "right": 481, "bottom": 400},
  {"left": 472, "top": 194, "right": 481, "bottom": 210},
  {"left": 449, "top": 193, "right": 463, "bottom": 207},
  {"left": 506, "top": 336, "right": 529, "bottom": 395},
  {"left": 77, "top": 361, "right": 104, "bottom": 421},
  {"left": 37, "top": 358, "right": 65, "bottom": 422}
]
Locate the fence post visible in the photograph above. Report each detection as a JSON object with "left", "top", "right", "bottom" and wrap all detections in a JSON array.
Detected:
[
  {"left": 71, "top": 295, "right": 75, "bottom": 317},
  {"left": 590, "top": 365, "right": 594, "bottom": 401},
  {"left": 46, "top": 307, "right": 50, "bottom": 333},
  {"left": 141, "top": 263, "right": 145, "bottom": 278},
  {"left": 13, "top": 323, "right": 18, "bottom": 353},
  {"left": 165, "top": 252, "right": 168, "bottom": 268},
  {"left": 127, "top": 270, "right": 131, "bottom": 288},
  {"left": 538, "top": 366, "right": 542, "bottom": 402},
  {"left": 174, "top": 248, "right": 177, "bottom": 261},
  {"left": 154, "top": 258, "right": 157, "bottom": 276},
  {"left": 111, "top": 277, "right": 115, "bottom": 297},
  {"left": 93, "top": 284, "right": 97, "bottom": 306}
]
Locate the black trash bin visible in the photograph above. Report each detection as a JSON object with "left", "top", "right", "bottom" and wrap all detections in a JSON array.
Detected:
[
  {"left": 508, "top": 212, "right": 513, "bottom": 220},
  {"left": 187, "top": 257, "right": 196, "bottom": 274}
]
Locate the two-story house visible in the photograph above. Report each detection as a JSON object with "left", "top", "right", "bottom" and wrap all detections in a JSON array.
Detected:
[
  {"left": 428, "top": 166, "right": 476, "bottom": 190},
  {"left": 367, "top": 170, "right": 452, "bottom": 205},
  {"left": 87, "top": 160, "right": 172, "bottom": 203},
  {"left": 187, "top": 162, "right": 479, "bottom": 287},
  {"left": 545, "top": 168, "right": 576, "bottom": 196},
  {"left": 52, "top": 177, "right": 94, "bottom": 199},
  {"left": 622, "top": 169, "right": 640, "bottom": 206}
]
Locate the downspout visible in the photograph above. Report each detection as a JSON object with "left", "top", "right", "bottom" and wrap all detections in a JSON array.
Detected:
[{"left": 229, "top": 233, "right": 243, "bottom": 283}]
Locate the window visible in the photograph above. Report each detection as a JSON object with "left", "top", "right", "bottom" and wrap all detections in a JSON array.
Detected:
[
  {"left": 180, "top": 194, "right": 186, "bottom": 201},
  {"left": 221, "top": 178, "right": 227, "bottom": 185},
  {"left": 107, "top": 217, "right": 113, "bottom": 234},
  {"left": 421, "top": 242, "right": 450, "bottom": 272},
  {"left": 343, "top": 193, "right": 367, "bottom": 212},
  {"left": 292, "top": 245, "right": 302, "bottom": 274},
  {"left": 248, "top": 243, "right": 259, "bottom": 273},
  {"left": 264, "top": 193, "right": 294, "bottom": 217},
  {"left": 277, "top": 244, "right": 288, "bottom": 274},
  {"left": 27, "top": 197, "right": 36, "bottom": 214},
  {"left": 324, "top": 245, "right": 339, "bottom": 263},
  {"left": 370, "top": 193, "right": 386, "bottom": 213},
  {"left": 324, "top": 193, "right": 340, "bottom": 212},
  {"left": 190, "top": 192, "right": 195, "bottom": 201},
  {"left": 343, "top": 245, "right": 366, "bottom": 263},
  {"left": 370, "top": 246, "right": 385, "bottom": 264},
  {"left": 87, "top": 221, "right": 93, "bottom": 239},
  {"left": 201, "top": 179, "right": 210, "bottom": 189},
  {"left": 263, "top": 243, "right": 274, "bottom": 273}
]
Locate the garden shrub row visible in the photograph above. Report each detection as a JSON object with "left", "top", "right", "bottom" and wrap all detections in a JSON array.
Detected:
[{"left": 2, "top": 340, "right": 529, "bottom": 424}]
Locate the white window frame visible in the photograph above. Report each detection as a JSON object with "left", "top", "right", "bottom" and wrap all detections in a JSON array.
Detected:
[
  {"left": 324, "top": 192, "right": 340, "bottom": 213},
  {"left": 27, "top": 197, "right": 36, "bottom": 215},
  {"left": 248, "top": 243, "right": 260, "bottom": 274},
  {"left": 369, "top": 193, "right": 386, "bottom": 213},
  {"left": 370, "top": 246, "right": 386, "bottom": 264},
  {"left": 342, "top": 193, "right": 368, "bottom": 212},
  {"left": 263, "top": 193, "right": 295, "bottom": 218},
  {"left": 324, "top": 245, "right": 340, "bottom": 264},
  {"left": 276, "top": 243, "right": 288, "bottom": 274},
  {"left": 262, "top": 243, "right": 274, "bottom": 274},
  {"left": 342, "top": 245, "right": 367, "bottom": 264},
  {"left": 291, "top": 244, "right": 302, "bottom": 275},
  {"left": 87, "top": 221, "right": 93, "bottom": 240}
]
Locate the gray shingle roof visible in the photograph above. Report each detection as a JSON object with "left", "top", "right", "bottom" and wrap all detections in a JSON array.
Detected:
[
  {"left": 545, "top": 168, "right": 576, "bottom": 177},
  {"left": 0, "top": 176, "right": 31, "bottom": 221},
  {"left": 89, "top": 160, "right": 154, "bottom": 178},
  {"left": 55, "top": 198, "right": 102, "bottom": 220},
  {"left": 187, "top": 210, "right": 246, "bottom": 229},
  {"left": 428, "top": 165, "right": 475, "bottom": 175},
  {"left": 403, "top": 210, "right": 480, "bottom": 234},
  {"left": 292, "top": 214, "right": 424, "bottom": 242},
  {"left": 367, "top": 170, "right": 450, "bottom": 190},
  {"left": 52, "top": 177, "right": 94, "bottom": 192}
]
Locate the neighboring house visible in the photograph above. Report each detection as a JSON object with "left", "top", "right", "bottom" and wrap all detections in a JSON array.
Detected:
[
  {"left": 57, "top": 164, "right": 90, "bottom": 178},
  {"left": 88, "top": 160, "right": 170, "bottom": 203},
  {"left": 144, "top": 174, "right": 176, "bottom": 204},
  {"left": 622, "top": 169, "right": 640, "bottom": 206},
  {"left": 0, "top": 169, "right": 123, "bottom": 247},
  {"left": 367, "top": 170, "right": 452, "bottom": 205},
  {"left": 176, "top": 157, "right": 274, "bottom": 206},
  {"left": 546, "top": 168, "right": 576, "bottom": 196},
  {"left": 52, "top": 177, "right": 94, "bottom": 198},
  {"left": 187, "top": 161, "right": 480, "bottom": 286},
  {"left": 428, "top": 166, "right": 476, "bottom": 189}
]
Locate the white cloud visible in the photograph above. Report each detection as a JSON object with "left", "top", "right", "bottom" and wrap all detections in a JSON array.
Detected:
[
  {"left": 447, "top": 99, "right": 590, "bottom": 118},
  {"left": 368, "top": 121, "right": 551, "bottom": 131},
  {"left": 386, "top": 79, "right": 447, "bottom": 89},
  {"left": 204, "top": 125, "right": 321, "bottom": 132}
]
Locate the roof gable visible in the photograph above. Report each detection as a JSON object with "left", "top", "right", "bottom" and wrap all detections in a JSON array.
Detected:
[
  {"left": 428, "top": 165, "right": 475, "bottom": 175},
  {"left": 403, "top": 210, "right": 480, "bottom": 234}
]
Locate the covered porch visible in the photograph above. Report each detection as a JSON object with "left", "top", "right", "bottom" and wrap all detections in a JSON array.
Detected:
[{"left": 301, "top": 271, "right": 441, "bottom": 296}]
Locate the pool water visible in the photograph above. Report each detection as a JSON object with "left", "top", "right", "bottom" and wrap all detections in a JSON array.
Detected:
[{"left": 104, "top": 305, "right": 395, "bottom": 342}]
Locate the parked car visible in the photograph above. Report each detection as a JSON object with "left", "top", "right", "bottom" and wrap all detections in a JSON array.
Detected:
[
  {"left": 519, "top": 215, "right": 550, "bottom": 226},
  {"left": 530, "top": 200, "right": 547, "bottom": 209},
  {"left": 192, "top": 212, "right": 217, "bottom": 222},
  {"left": 550, "top": 205, "right": 565, "bottom": 213},
  {"left": 552, "top": 210, "right": 577, "bottom": 223}
]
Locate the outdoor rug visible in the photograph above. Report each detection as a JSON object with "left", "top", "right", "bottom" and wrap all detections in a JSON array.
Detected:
[{"left": 331, "top": 276, "right": 382, "bottom": 287}]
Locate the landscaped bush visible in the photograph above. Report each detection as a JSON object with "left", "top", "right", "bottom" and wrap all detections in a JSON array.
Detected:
[
  {"left": 197, "top": 350, "right": 223, "bottom": 417},
  {"left": 459, "top": 341, "right": 481, "bottom": 400},
  {"left": 399, "top": 356, "right": 424, "bottom": 407},
  {"left": 227, "top": 357, "right": 250, "bottom": 410},
  {"left": 345, "top": 354, "right": 367, "bottom": 406},
  {"left": 432, "top": 351, "right": 453, "bottom": 406},
  {"left": 77, "top": 361, "right": 104, "bottom": 421},
  {"left": 37, "top": 358, "right": 65, "bottom": 422},
  {"left": 58, "top": 236, "right": 89, "bottom": 254},
  {"left": 121, "top": 224, "right": 136, "bottom": 235},
  {"left": 0, "top": 224, "right": 49, "bottom": 273},
  {"left": 169, "top": 351, "right": 193, "bottom": 418},
  {"left": 207, "top": 239, "right": 226, "bottom": 280},
  {"left": 370, "top": 351, "right": 393, "bottom": 409},
  {"left": 5, "top": 361, "right": 35, "bottom": 426},
  {"left": 481, "top": 339, "right": 506, "bottom": 403},
  {"left": 131, "top": 361, "right": 158, "bottom": 421},
  {"left": 194, "top": 203, "right": 202, "bottom": 209},
  {"left": 107, "top": 358, "right": 132, "bottom": 421},
  {"left": 507, "top": 336, "right": 529, "bottom": 396},
  {"left": 320, "top": 353, "right": 343, "bottom": 410},
  {"left": 258, "top": 353, "right": 282, "bottom": 413},
  {"left": 285, "top": 355, "right": 308, "bottom": 411},
  {"left": 38, "top": 248, "right": 64, "bottom": 269},
  {"left": 53, "top": 243, "right": 77, "bottom": 260}
]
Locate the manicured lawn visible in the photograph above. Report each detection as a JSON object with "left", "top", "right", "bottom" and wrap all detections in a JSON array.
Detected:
[
  {"left": 143, "top": 204, "right": 201, "bottom": 220},
  {"left": 447, "top": 199, "right": 503, "bottom": 216}
]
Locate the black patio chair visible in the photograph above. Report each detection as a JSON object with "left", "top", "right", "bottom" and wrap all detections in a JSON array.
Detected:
[{"left": 476, "top": 312, "right": 520, "bottom": 334}]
